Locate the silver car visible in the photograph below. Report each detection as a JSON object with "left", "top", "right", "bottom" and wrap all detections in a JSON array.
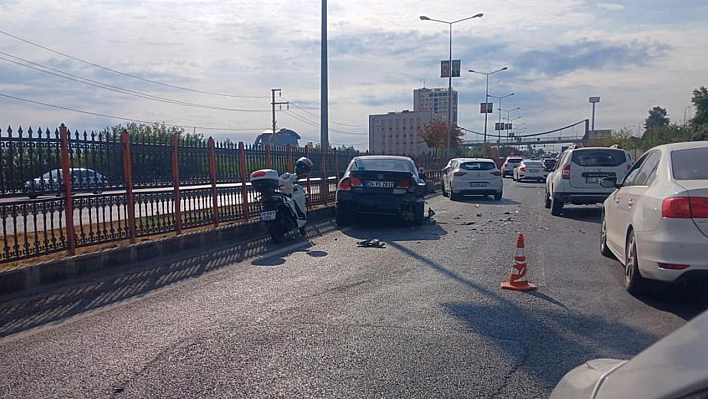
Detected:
[
  {"left": 23, "top": 168, "right": 107, "bottom": 199},
  {"left": 550, "top": 308, "right": 708, "bottom": 398}
]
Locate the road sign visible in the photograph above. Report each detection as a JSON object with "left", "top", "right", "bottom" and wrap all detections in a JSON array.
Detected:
[
  {"left": 480, "top": 102, "right": 493, "bottom": 114},
  {"left": 589, "top": 96, "right": 600, "bottom": 103}
]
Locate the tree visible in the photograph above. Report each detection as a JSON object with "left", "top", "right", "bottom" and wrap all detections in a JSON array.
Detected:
[
  {"left": 641, "top": 124, "right": 691, "bottom": 150},
  {"left": 689, "top": 86, "right": 708, "bottom": 141},
  {"left": 420, "top": 121, "right": 463, "bottom": 156},
  {"left": 588, "top": 128, "right": 635, "bottom": 148}
]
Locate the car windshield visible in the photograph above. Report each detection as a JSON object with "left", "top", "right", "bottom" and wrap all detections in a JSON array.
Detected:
[
  {"left": 350, "top": 158, "right": 414, "bottom": 174},
  {"left": 672, "top": 148, "right": 708, "bottom": 180},
  {"left": 571, "top": 149, "right": 626, "bottom": 167},
  {"left": 460, "top": 162, "right": 495, "bottom": 171}
]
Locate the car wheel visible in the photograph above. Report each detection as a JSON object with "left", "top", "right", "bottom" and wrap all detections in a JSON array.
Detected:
[
  {"left": 28, "top": 194, "right": 38, "bottom": 199},
  {"left": 544, "top": 190, "right": 551, "bottom": 209},
  {"left": 550, "top": 194, "right": 563, "bottom": 216},
  {"left": 441, "top": 181, "right": 448, "bottom": 197},
  {"left": 413, "top": 202, "right": 424, "bottom": 225},
  {"left": 494, "top": 191, "right": 502, "bottom": 201},
  {"left": 335, "top": 206, "right": 353, "bottom": 227},
  {"left": 600, "top": 211, "right": 615, "bottom": 258},
  {"left": 449, "top": 191, "right": 457, "bottom": 201},
  {"left": 624, "top": 230, "right": 646, "bottom": 295},
  {"left": 268, "top": 225, "right": 285, "bottom": 244}
]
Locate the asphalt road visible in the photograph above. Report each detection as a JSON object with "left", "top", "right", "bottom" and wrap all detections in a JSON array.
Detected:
[{"left": 1, "top": 179, "right": 706, "bottom": 398}]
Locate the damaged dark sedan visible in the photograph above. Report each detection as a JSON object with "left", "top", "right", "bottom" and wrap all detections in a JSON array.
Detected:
[{"left": 335, "top": 155, "right": 426, "bottom": 226}]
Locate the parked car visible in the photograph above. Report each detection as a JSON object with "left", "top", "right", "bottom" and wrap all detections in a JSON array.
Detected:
[
  {"left": 441, "top": 158, "right": 503, "bottom": 201},
  {"left": 335, "top": 156, "right": 426, "bottom": 226},
  {"left": 23, "top": 168, "right": 107, "bottom": 199},
  {"left": 550, "top": 307, "right": 708, "bottom": 399},
  {"left": 545, "top": 146, "right": 632, "bottom": 216},
  {"left": 599, "top": 142, "right": 708, "bottom": 294},
  {"left": 512, "top": 160, "right": 547, "bottom": 182}
]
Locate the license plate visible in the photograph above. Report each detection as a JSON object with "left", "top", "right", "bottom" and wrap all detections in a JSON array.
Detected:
[
  {"left": 585, "top": 177, "right": 600, "bottom": 184},
  {"left": 260, "top": 210, "right": 277, "bottom": 221},
  {"left": 470, "top": 182, "right": 487, "bottom": 187},
  {"left": 529, "top": 169, "right": 539, "bottom": 173},
  {"left": 366, "top": 181, "right": 394, "bottom": 188}
]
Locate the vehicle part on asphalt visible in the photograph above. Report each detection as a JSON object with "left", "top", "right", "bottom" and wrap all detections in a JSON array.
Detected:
[
  {"left": 357, "top": 239, "right": 386, "bottom": 248},
  {"left": 501, "top": 233, "right": 537, "bottom": 291}
]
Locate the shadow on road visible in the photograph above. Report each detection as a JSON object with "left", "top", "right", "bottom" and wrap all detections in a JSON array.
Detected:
[
  {"left": 340, "top": 216, "right": 448, "bottom": 242},
  {"left": 560, "top": 207, "right": 602, "bottom": 224},
  {"left": 0, "top": 219, "right": 338, "bottom": 338},
  {"left": 451, "top": 196, "right": 521, "bottom": 206},
  {"left": 383, "top": 239, "right": 675, "bottom": 390},
  {"left": 636, "top": 283, "right": 708, "bottom": 321}
]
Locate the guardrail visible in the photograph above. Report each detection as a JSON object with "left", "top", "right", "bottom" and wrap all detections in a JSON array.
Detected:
[{"left": 1, "top": 124, "right": 445, "bottom": 264}]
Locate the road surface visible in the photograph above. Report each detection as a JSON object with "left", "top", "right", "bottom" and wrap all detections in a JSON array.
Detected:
[{"left": 1, "top": 180, "right": 705, "bottom": 398}]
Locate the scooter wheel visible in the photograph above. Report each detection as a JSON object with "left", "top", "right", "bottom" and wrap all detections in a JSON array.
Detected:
[{"left": 268, "top": 225, "right": 285, "bottom": 243}]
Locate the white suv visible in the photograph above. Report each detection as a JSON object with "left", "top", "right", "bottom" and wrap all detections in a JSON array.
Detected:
[
  {"left": 501, "top": 156, "right": 523, "bottom": 177},
  {"left": 442, "top": 158, "right": 503, "bottom": 201},
  {"left": 545, "top": 146, "right": 632, "bottom": 216}
]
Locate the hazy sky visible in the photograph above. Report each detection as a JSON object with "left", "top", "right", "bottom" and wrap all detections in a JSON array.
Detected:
[{"left": 0, "top": 0, "right": 706, "bottom": 149}]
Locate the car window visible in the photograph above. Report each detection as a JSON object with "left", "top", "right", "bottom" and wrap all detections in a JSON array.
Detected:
[
  {"left": 571, "top": 149, "right": 627, "bottom": 167},
  {"left": 623, "top": 153, "right": 648, "bottom": 186},
  {"left": 523, "top": 162, "right": 542, "bottom": 167},
  {"left": 507, "top": 158, "right": 522, "bottom": 164},
  {"left": 350, "top": 158, "right": 415, "bottom": 173},
  {"left": 631, "top": 152, "right": 661, "bottom": 186},
  {"left": 460, "top": 162, "right": 495, "bottom": 171},
  {"left": 672, "top": 148, "right": 708, "bottom": 180}
]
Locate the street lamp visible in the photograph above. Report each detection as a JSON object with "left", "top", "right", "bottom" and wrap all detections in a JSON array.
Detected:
[
  {"left": 420, "top": 13, "right": 484, "bottom": 159},
  {"left": 503, "top": 108, "right": 521, "bottom": 144},
  {"left": 589, "top": 96, "right": 600, "bottom": 137},
  {"left": 469, "top": 66, "right": 508, "bottom": 153},
  {"left": 489, "top": 93, "right": 514, "bottom": 146}
]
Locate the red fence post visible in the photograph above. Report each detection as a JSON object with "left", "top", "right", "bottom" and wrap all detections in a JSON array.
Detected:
[
  {"left": 121, "top": 130, "right": 136, "bottom": 244},
  {"left": 286, "top": 145, "right": 293, "bottom": 173},
  {"left": 208, "top": 137, "right": 219, "bottom": 227},
  {"left": 59, "top": 124, "right": 76, "bottom": 255},
  {"left": 265, "top": 143, "right": 272, "bottom": 169},
  {"left": 239, "top": 142, "right": 250, "bottom": 221},
  {"left": 171, "top": 135, "right": 182, "bottom": 235}
]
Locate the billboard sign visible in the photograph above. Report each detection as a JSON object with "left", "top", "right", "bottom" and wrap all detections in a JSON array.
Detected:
[
  {"left": 480, "top": 102, "right": 493, "bottom": 113},
  {"left": 441, "top": 60, "right": 461, "bottom": 78}
]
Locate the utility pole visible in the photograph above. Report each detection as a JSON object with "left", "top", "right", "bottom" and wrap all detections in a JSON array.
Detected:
[
  {"left": 321, "top": 0, "right": 329, "bottom": 150},
  {"left": 270, "top": 89, "right": 289, "bottom": 144}
]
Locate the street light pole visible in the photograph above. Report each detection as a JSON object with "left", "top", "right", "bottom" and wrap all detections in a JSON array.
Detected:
[
  {"left": 321, "top": 0, "right": 329, "bottom": 150},
  {"left": 589, "top": 96, "right": 600, "bottom": 138},
  {"left": 488, "top": 92, "right": 514, "bottom": 147},
  {"left": 420, "top": 13, "right": 483, "bottom": 159},
  {"left": 469, "top": 67, "right": 508, "bottom": 155}
]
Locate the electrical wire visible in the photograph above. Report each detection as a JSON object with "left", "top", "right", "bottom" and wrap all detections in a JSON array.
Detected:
[
  {"left": 284, "top": 109, "right": 367, "bottom": 135},
  {"left": 0, "top": 92, "right": 266, "bottom": 131},
  {"left": 0, "top": 52, "right": 270, "bottom": 113},
  {"left": 0, "top": 28, "right": 270, "bottom": 99},
  {"left": 285, "top": 100, "right": 367, "bottom": 128}
]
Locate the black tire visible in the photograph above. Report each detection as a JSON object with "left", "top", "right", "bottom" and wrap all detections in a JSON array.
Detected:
[
  {"left": 449, "top": 191, "right": 457, "bottom": 201},
  {"left": 624, "top": 230, "right": 646, "bottom": 295},
  {"left": 413, "top": 202, "right": 425, "bottom": 225},
  {"left": 494, "top": 191, "right": 502, "bottom": 201},
  {"left": 335, "top": 206, "right": 353, "bottom": 227},
  {"left": 550, "top": 194, "right": 563, "bottom": 216},
  {"left": 600, "top": 211, "right": 615, "bottom": 258},
  {"left": 268, "top": 225, "right": 285, "bottom": 244},
  {"left": 28, "top": 195, "right": 38, "bottom": 199},
  {"left": 441, "top": 182, "right": 448, "bottom": 197},
  {"left": 544, "top": 190, "right": 551, "bottom": 209}
]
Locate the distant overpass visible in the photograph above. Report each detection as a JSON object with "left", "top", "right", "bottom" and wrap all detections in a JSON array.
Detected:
[{"left": 462, "top": 119, "right": 591, "bottom": 148}]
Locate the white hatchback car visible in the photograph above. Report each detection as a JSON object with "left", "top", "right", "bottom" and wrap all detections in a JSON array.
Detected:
[
  {"left": 600, "top": 142, "right": 708, "bottom": 294},
  {"left": 546, "top": 146, "right": 632, "bottom": 216},
  {"left": 441, "top": 158, "right": 503, "bottom": 201},
  {"left": 513, "top": 160, "right": 547, "bottom": 182}
]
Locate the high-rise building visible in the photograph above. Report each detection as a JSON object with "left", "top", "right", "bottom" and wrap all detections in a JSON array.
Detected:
[
  {"left": 413, "top": 87, "right": 458, "bottom": 124},
  {"left": 369, "top": 110, "right": 440, "bottom": 155}
]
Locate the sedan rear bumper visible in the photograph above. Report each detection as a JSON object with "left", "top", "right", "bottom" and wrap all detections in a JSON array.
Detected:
[
  {"left": 336, "top": 191, "right": 422, "bottom": 216},
  {"left": 636, "top": 226, "right": 708, "bottom": 283}
]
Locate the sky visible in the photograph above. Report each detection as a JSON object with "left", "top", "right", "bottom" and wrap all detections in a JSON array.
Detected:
[{"left": 0, "top": 0, "right": 706, "bottom": 150}]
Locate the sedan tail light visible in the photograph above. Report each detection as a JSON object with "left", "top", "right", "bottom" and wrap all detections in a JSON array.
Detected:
[
  {"left": 339, "top": 178, "right": 351, "bottom": 191},
  {"left": 491, "top": 171, "right": 502, "bottom": 176},
  {"left": 562, "top": 164, "right": 571, "bottom": 179},
  {"left": 397, "top": 179, "right": 411, "bottom": 189},
  {"left": 351, "top": 177, "right": 363, "bottom": 187},
  {"left": 662, "top": 197, "right": 708, "bottom": 218},
  {"left": 453, "top": 171, "right": 466, "bottom": 176},
  {"left": 519, "top": 167, "right": 526, "bottom": 172},
  {"left": 503, "top": 162, "right": 508, "bottom": 168}
]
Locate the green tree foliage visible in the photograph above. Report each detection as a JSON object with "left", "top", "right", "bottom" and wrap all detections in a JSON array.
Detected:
[
  {"left": 642, "top": 124, "right": 692, "bottom": 150},
  {"left": 689, "top": 86, "right": 708, "bottom": 141},
  {"left": 421, "top": 121, "right": 464, "bottom": 156},
  {"left": 101, "top": 122, "right": 200, "bottom": 143}
]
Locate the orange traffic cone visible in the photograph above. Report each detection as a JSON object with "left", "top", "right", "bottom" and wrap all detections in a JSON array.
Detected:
[{"left": 501, "top": 233, "right": 537, "bottom": 292}]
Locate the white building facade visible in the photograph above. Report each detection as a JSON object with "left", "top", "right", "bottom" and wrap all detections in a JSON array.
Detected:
[
  {"left": 368, "top": 110, "right": 439, "bottom": 155},
  {"left": 413, "top": 87, "right": 458, "bottom": 124}
]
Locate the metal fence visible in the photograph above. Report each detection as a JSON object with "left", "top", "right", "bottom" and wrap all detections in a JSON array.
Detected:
[{"left": 1, "top": 124, "right": 445, "bottom": 264}]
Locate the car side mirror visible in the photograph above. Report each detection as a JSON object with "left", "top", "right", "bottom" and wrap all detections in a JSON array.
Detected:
[{"left": 600, "top": 177, "right": 619, "bottom": 189}]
